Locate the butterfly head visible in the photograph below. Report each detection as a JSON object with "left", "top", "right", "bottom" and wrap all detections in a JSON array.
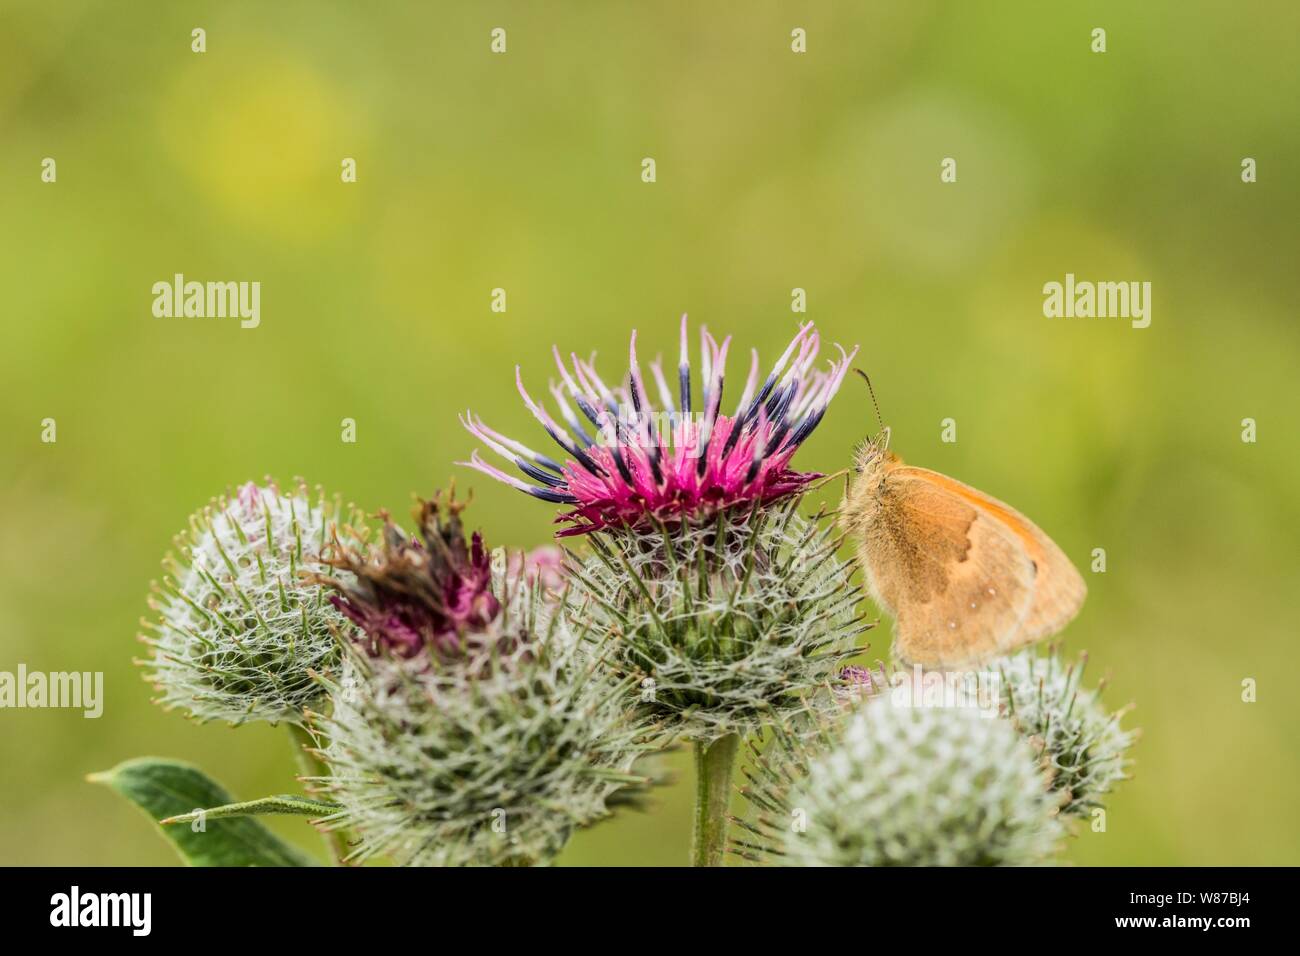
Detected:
[
  {"left": 850, "top": 369, "right": 894, "bottom": 480},
  {"left": 856, "top": 423, "right": 891, "bottom": 463}
]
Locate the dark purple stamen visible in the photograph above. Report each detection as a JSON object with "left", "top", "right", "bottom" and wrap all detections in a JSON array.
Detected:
[
  {"left": 556, "top": 404, "right": 597, "bottom": 448},
  {"left": 540, "top": 420, "right": 605, "bottom": 477},
  {"left": 528, "top": 486, "right": 580, "bottom": 504},
  {"left": 570, "top": 394, "right": 601, "bottom": 429},
  {"left": 740, "top": 374, "right": 778, "bottom": 425},
  {"left": 517, "top": 459, "right": 568, "bottom": 488},
  {"left": 781, "top": 408, "right": 825, "bottom": 452}
]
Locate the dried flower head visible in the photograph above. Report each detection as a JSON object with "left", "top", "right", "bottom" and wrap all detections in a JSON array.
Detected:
[
  {"left": 140, "top": 479, "right": 362, "bottom": 725},
  {"left": 312, "top": 492, "right": 655, "bottom": 866},
  {"left": 461, "top": 317, "right": 858, "bottom": 535},
  {"left": 315, "top": 489, "right": 500, "bottom": 660},
  {"left": 996, "top": 648, "right": 1137, "bottom": 818},
  {"left": 735, "top": 700, "right": 1066, "bottom": 866}
]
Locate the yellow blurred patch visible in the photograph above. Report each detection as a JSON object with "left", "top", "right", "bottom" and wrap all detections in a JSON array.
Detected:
[{"left": 156, "top": 51, "right": 360, "bottom": 241}]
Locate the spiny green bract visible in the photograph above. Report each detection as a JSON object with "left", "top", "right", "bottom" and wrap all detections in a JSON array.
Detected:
[
  {"left": 996, "top": 648, "right": 1136, "bottom": 818},
  {"left": 735, "top": 700, "right": 1066, "bottom": 866},
  {"left": 140, "top": 479, "right": 363, "bottom": 725},
  {"left": 564, "top": 498, "right": 869, "bottom": 743},
  {"left": 315, "top": 558, "right": 656, "bottom": 867}
]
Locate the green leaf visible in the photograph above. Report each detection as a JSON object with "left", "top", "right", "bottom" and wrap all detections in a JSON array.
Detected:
[
  {"left": 159, "top": 794, "right": 341, "bottom": 826},
  {"left": 89, "top": 757, "right": 321, "bottom": 867}
]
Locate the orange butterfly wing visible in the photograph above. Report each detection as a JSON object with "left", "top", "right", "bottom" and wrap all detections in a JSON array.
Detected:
[
  {"left": 853, "top": 467, "right": 1037, "bottom": 669},
  {"left": 896, "top": 467, "right": 1087, "bottom": 646}
]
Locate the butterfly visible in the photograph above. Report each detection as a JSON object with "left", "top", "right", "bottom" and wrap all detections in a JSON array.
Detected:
[{"left": 839, "top": 372, "right": 1086, "bottom": 670}]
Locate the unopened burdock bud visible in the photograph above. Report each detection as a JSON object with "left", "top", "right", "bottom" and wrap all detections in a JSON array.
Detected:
[
  {"left": 996, "top": 648, "right": 1136, "bottom": 818},
  {"left": 140, "top": 479, "right": 361, "bottom": 724},
  {"left": 736, "top": 700, "right": 1065, "bottom": 866}
]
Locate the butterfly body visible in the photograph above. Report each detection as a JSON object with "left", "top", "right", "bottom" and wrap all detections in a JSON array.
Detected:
[{"left": 842, "top": 434, "right": 1085, "bottom": 669}]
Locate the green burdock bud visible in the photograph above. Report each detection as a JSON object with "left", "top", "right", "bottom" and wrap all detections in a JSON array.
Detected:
[
  {"left": 313, "top": 490, "right": 655, "bottom": 867},
  {"left": 569, "top": 499, "right": 868, "bottom": 743},
  {"left": 996, "top": 648, "right": 1137, "bottom": 819},
  {"left": 735, "top": 700, "right": 1066, "bottom": 866},
  {"left": 139, "top": 479, "right": 362, "bottom": 725}
]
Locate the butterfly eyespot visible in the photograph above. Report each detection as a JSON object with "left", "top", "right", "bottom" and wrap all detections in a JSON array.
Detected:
[
  {"left": 969, "top": 601, "right": 977, "bottom": 610},
  {"left": 947, "top": 620, "right": 957, "bottom": 630},
  {"left": 986, "top": 587, "right": 996, "bottom": 597}
]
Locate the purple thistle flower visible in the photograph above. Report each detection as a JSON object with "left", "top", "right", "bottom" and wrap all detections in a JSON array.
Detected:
[
  {"left": 461, "top": 317, "right": 858, "bottom": 535},
  {"left": 840, "top": 665, "right": 878, "bottom": 692},
  {"left": 836, "top": 663, "right": 888, "bottom": 701},
  {"left": 317, "top": 489, "right": 501, "bottom": 660}
]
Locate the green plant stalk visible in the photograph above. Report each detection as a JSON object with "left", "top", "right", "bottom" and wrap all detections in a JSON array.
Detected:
[
  {"left": 287, "top": 723, "right": 349, "bottom": 865},
  {"left": 691, "top": 732, "right": 740, "bottom": 867}
]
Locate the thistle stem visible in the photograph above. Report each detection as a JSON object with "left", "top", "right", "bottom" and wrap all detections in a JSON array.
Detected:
[
  {"left": 287, "top": 722, "right": 349, "bottom": 865},
  {"left": 691, "top": 733, "right": 740, "bottom": 867}
]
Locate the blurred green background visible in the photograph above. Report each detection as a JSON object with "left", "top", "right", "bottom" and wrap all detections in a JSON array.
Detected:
[{"left": 2, "top": 1, "right": 1297, "bottom": 866}]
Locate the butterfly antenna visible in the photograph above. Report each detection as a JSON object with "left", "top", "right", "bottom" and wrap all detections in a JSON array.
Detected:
[{"left": 853, "top": 368, "right": 885, "bottom": 437}]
